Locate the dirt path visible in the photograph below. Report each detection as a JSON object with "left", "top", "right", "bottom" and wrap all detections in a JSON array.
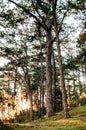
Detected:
[
  {"left": 21, "top": 124, "right": 34, "bottom": 130},
  {"left": 4, "top": 122, "right": 35, "bottom": 130},
  {"left": 12, "top": 122, "right": 34, "bottom": 126}
]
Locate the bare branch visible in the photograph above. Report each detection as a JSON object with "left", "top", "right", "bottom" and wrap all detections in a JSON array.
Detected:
[{"left": 58, "top": 11, "right": 67, "bottom": 33}]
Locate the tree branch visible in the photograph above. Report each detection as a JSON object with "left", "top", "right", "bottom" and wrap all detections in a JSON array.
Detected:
[
  {"left": 8, "top": 0, "right": 48, "bottom": 30},
  {"left": 58, "top": 10, "right": 67, "bottom": 33},
  {"left": 31, "top": 1, "right": 48, "bottom": 30},
  {"left": 55, "top": 0, "right": 58, "bottom": 10}
]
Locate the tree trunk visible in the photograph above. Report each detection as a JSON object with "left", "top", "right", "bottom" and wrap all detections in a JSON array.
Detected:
[
  {"left": 28, "top": 90, "right": 33, "bottom": 121},
  {"left": 25, "top": 68, "right": 33, "bottom": 121},
  {"left": 73, "top": 70, "right": 76, "bottom": 95},
  {"left": 52, "top": 48, "right": 56, "bottom": 112},
  {"left": 45, "top": 30, "right": 54, "bottom": 116},
  {"left": 39, "top": 41, "right": 45, "bottom": 117},
  {"left": 53, "top": 12, "right": 70, "bottom": 118},
  {"left": 67, "top": 79, "right": 71, "bottom": 109},
  {"left": 23, "top": 43, "right": 33, "bottom": 121},
  {"left": 77, "top": 70, "right": 82, "bottom": 95},
  {"left": 40, "top": 61, "right": 44, "bottom": 117},
  {"left": 14, "top": 66, "right": 17, "bottom": 96}
]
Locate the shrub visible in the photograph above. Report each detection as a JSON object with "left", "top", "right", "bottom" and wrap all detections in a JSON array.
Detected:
[
  {"left": 15, "top": 111, "right": 30, "bottom": 123},
  {"left": 80, "top": 97, "right": 86, "bottom": 106},
  {"left": 0, "top": 124, "right": 14, "bottom": 130}
]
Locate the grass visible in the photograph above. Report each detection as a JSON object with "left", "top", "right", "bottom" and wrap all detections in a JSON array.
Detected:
[
  {"left": 0, "top": 124, "right": 25, "bottom": 130},
  {"left": 1, "top": 106, "right": 86, "bottom": 130},
  {"left": 31, "top": 106, "right": 86, "bottom": 130}
]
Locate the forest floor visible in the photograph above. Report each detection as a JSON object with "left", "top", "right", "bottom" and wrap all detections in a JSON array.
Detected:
[{"left": 1, "top": 105, "right": 86, "bottom": 130}]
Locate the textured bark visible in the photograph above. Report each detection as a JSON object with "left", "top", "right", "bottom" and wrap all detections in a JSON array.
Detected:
[
  {"left": 52, "top": 48, "right": 56, "bottom": 112},
  {"left": 53, "top": 8, "right": 70, "bottom": 118},
  {"left": 45, "top": 30, "right": 54, "bottom": 116},
  {"left": 55, "top": 32, "right": 69, "bottom": 118},
  {"left": 40, "top": 61, "right": 44, "bottom": 117}
]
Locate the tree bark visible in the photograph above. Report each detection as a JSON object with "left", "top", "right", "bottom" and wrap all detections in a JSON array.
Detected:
[
  {"left": 40, "top": 58, "right": 44, "bottom": 117},
  {"left": 14, "top": 66, "right": 17, "bottom": 96},
  {"left": 45, "top": 30, "right": 54, "bottom": 116},
  {"left": 23, "top": 43, "right": 33, "bottom": 121},
  {"left": 52, "top": 48, "right": 56, "bottom": 112},
  {"left": 53, "top": 11, "right": 70, "bottom": 118},
  {"left": 25, "top": 66, "right": 33, "bottom": 121}
]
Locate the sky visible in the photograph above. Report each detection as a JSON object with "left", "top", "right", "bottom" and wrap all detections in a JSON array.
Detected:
[
  {"left": 0, "top": 57, "right": 9, "bottom": 67},
  {"left": 0, "top": 0, "right": 83, "bottom": 67}
]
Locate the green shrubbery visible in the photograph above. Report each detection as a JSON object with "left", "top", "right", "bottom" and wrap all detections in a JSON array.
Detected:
[
  {"left": 15, "top": 111, "right": 30, "bottom": 123},
  {"left": 0, "top": 124, "right": 14, "bottom": 130},
  {"left": 15, "top": 110, "right": 43, "bottom": 123},
  {"left": 80, "top": 97, "right": 86, "bottom": 106}
]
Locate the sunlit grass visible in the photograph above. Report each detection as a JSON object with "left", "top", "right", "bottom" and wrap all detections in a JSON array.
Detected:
[
  {"left": 31, "top": 105, "right": 86, "bottom": 130},
  {"left": 1, "top": 106, "right": 86, "bottom": 130},
  {"left": 32, "top": 118, "right": 86, "bottom": 130}
]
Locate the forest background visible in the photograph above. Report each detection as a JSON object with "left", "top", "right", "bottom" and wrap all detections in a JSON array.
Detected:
[{"left": 0, "top": 0, "right": 86, "bottom": 125}]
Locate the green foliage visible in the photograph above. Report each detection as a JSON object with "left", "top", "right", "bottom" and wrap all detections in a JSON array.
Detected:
[
  {"left": 0, "top": 0, "right": 86, "bottom": 127},
  {"left": 15, "top": 110, "right": 46, "bottom": 123},
  {"left": 0, "top": 123, "right": 24, "bottom": 130},
  {"left": 15, "top": 111, "right": 30, "bottom": 123},
  {"left": 5, "top": 47, "right": 14, "bottom": 55},
  {"left": 80, "top": 97, "right": 86, "bottom": 106},
  {"left": 0, "top": 124, "right": 14, "bottom": 130},
  {"left": 67, "top": 0, "right": 84, "bottom": 10},
  {"left": 55, "top": 88, "right": 62, "bottom": 111},
  {"left": 70, "top": 94, "right": 79, "bottom": 107}
]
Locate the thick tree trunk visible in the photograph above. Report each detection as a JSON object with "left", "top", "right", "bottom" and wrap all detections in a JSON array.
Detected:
[{"left": 45, "top": 30, "right": 54, "bottom": 116}]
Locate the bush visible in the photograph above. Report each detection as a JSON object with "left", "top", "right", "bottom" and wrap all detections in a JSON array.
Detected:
[
  {"left": 0, "top": 124, "right": 14, "bottom": 130},
  {"left": 80, "top": 97, "right": 86, "bottom": 106},
  {"left": 15, "top": 109, "right": 46, "bottom": 123},
  {"left": 15, "top": 111, "right": 30, "bottom": 123}
]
